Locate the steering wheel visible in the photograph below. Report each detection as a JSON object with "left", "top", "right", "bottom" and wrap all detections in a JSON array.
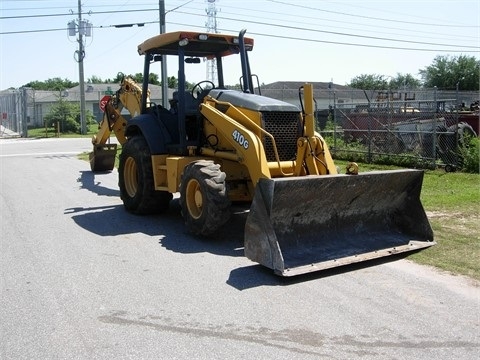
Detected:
[{"left": 191, "top": 80, "right": 215, "bottom": 99}]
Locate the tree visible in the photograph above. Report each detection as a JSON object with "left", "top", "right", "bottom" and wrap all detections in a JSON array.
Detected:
[
  {"left": 87, "top": 75, "right": 105, "bottom": 84},
  {"left": 419, "top": 55, "right": 480, "bottom": 90},
  {"left": 23, "top": 77, "right": 78, "bottom": 91},
  {"left": 185, "top": 80, "right": 197, "bottom": 90},
  {"left": 167, "top": 76, "right": 178, "bottom": 88},
  {"left": 105, "top": 73, "right": 124, "bottom": 83},
  {"left": 119, "top": 72, "right": 161, "bottom": 85},
  {"left": 389, "top": 73, "right": 421, "bottom": 89},
  {"left": 226, "top": 84, "right": 242, "bottom": 90},
  {"left": 348, "top": 74, "right": 387, "bottom": 90},
  {"left": 148, "top": 73, "right": 160, "bottom": 85},
  {"left": 127, "top": 73, "right": 142, "bottom": 84},
  {"left": 44, "top": 97, "right": 94, "bottom": 133},
  {"left": 348, "top": 73, "right": 421, "bottom": 90}
]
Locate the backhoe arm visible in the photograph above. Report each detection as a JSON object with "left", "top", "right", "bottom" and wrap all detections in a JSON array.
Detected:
[
  {"left": 92, "top": 76, "right": 147, "bottom": 147},
  {"left": 90, "top": 76, "right": 148, "bottom": 172}
]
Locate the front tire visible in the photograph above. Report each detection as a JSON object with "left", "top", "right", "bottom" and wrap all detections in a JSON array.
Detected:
[
  {"left": 180, "top": 160, "right": 231, "bottom": 236},
  {"left": 119, "top": 135, "right": 172, "bottom": 214}
]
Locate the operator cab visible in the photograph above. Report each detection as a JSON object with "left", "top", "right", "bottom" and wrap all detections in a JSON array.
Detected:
[{"left": 136, "top": 30, "right": 256, "bottom": 155}]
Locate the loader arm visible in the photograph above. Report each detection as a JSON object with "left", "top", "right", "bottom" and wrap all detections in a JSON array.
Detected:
[
  {"left": 199, "top": 98, "right": 271, "bottom": 185},
  {"left": 295, "top": 84, "right": 337, "bottom": 176}
]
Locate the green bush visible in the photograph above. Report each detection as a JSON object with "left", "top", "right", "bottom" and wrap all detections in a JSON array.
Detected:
[
  {"left": 459, "top": 136, "right": 480, "bottom": 173},
  {"left": 43, "top": 98, "right": 95, "bottom": 134}
]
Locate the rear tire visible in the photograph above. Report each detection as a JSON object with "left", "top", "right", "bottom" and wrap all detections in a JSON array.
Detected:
[
  {"left": 119, "top": 135, "right": 172, "bottom": 214},
  {"left": 180, "top": 160, "right": 231, "bottom": 236}
]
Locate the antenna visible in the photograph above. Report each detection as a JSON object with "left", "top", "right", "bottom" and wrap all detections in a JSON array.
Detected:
[{"left": 205, "top": 0, "right": 219, "bottom": 84}]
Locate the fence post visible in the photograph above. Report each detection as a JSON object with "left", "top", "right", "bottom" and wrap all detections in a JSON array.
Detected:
[
  {"left": 21, "top": 87, "right": 29, "bottom": 137},
  {"left": 432, "top": 86, "right": 437, "bottom": 168},
  {"left": 454, "top": 83, "right": 460, "bottom": 168},
  {"left": 367, "top": 107, "right": 372, "bottom": 163},
  {"left": 333, "top": 91, "right": 337, "bottom": 151}
]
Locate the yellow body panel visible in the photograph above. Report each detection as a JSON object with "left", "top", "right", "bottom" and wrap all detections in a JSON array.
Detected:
[
  {"left": 198, "top": 84, "right": 338, "bottom": 186},
  {"left": 151, "top": 155, "right": 201, "bottom": 193},
  {"left": 138, "top": 31, "right": 254, "bottom": 57},
  {"left": 152, "top": 154, "right": 254, "bottom": 201}
]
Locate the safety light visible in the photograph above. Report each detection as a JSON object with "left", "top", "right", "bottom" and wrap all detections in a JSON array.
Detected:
[
  {"left": 179, "top": 38, "right": 189, "bottom": 46},
  {"left": 198, "top": 34, "right": 208, "bottom": 40}
]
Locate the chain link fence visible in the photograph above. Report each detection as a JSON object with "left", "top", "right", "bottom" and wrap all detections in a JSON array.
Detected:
[
  {"left": 0, "top": 89, "right": 28, "bottom": 137},
  {"left": 312, "top": 88, "right": 479, "bottom": 171},
  {"left": 2, "top": 85, "right": 478, "bottom": 171}
]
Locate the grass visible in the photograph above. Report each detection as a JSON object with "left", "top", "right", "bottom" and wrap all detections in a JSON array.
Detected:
[
  {"left": 28, "top": 123, "right": 99, "bottom": 138},
  {"left": 411, "top": 170, "right": 479, "bottom": 280},
  {"left": 336, "top": 160, "right": 480, "bottom": 281}
]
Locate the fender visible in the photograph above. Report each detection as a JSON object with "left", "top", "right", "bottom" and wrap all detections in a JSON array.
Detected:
[{"left": 125, "top": 113, "right": 174, "bottom": 154}]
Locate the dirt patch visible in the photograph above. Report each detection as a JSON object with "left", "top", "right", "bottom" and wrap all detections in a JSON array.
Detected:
[
  {"left": 427, "top": 211, "right": 479, "bottom": 238},
  {"left": 426, "top": 211, "right": 462, "bottom": 218}
]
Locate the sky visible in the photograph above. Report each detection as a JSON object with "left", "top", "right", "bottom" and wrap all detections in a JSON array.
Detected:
[{"left": 0, "top": 0, "right": 479, "bottom": 90}]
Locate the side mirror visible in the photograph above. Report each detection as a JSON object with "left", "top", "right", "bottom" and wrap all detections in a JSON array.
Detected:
[
  {"left": 185, "top": 57, "right": 201, "bottom": 64},
  {"left": 149, "top": 54, "right": 162, "bottom": 63}
]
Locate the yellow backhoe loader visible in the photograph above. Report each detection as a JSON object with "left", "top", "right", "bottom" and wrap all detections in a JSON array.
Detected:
[{"left": 89, "top": 30, "right": 435, "bottom": 276}]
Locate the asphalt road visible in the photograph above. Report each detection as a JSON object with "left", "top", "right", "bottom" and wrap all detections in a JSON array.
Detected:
[{"left": 1, "top": 137, "right": 479, "bottom": 360}]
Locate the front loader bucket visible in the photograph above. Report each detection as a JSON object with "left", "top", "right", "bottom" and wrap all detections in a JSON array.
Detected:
[
  {"left": 244, "top": 169, "right": 435, "bottom": 277},
  {"left": 89, "top": 144, "right": 117, "bottom": 172}
]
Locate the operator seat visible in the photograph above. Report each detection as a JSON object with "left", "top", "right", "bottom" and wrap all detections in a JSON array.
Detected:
[{"left": 172, "top": 91, "right": 198, "bottom": 115}]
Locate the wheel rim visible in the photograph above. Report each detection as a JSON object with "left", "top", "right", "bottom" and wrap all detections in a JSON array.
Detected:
[
  {"left": 185, "top": 179, "right": 203, "bottom": 219},
  {"left": 124, "top": 157, "right": 138, "bottom": 198}
]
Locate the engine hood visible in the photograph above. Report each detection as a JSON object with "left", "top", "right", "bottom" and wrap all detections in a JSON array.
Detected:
[{"left": 208, "top": 89, "right": 300, "bottom": 112}]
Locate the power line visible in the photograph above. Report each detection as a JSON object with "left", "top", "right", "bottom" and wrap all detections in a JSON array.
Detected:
[
  {"left": 0, "top": 8, "right": 158, "bottom": 20},
  {"left": 2, "top": 1, "right": 478, "bottom": 43},
  {"left": 1, "top": 2, "right": 155, "bottom": 12},
  {"left": 320, "top": 0, "right": 470, "bottom": 27},
  {"left": 173, "top": 10, "right": 480, "bottom": 50},
  {"left": 201, "top": 3, "right": 479, "bottom": 42},
  {"left": 1, "top": 27, "right": 67, "bottom": 35},
  {"left": 3, "top": 2, "right": 479, "bottom": 31},
  {"left": 168, "top": 2, "right": 480, "bottom": 54},
  {"left": 267, "top": 0, "right": 479, "bottom": 28},
  {"left": 167, "top": 21, "right": 480, "bottom": 53},
  {"left": 1, "top": 3, "right": 479, "bottom": 53},
  {"left": 2, "top": 19, "right": 479, "bottom": 53}
]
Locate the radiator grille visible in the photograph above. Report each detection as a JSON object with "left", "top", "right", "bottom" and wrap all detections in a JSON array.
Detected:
[{"left": 262, "top": 111, "right": 301, "bottom": 162}]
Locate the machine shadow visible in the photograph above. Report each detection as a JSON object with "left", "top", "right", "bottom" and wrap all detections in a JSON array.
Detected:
[
  {"left": 76, "top": 170, "right": 120, "bottom": 197},
  {"left": 65, "top": 198, "right": 247, "bottom": 259},
  {"left": 66, "top": 195, "right": 415, "bottom": 288},
  {"left": 226, "top": 253, "right": 414, "bottom": 290},
  {"left": 64, "top": 204, "right": 176, "bottom": 237},
  {"left": 158, "top": 200, "right": 247, "bottom": 258}
]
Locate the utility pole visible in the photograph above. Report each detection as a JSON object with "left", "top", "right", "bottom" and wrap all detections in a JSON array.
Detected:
[
  {"left": 159, "top": 0, "right": 168, "bottom": 107},
  {"left": 77, "top": 0, "right": 87, "bottom": 135},
  {"left": 68, "top": 1, "right": 91, "bottom": 135}
]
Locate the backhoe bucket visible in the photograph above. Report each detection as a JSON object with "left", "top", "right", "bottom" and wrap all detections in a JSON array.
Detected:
[
  {"left": 244, "top": 169, "right": 435, "bottom": 277},
  {"left": 89, "top": 144, "right": 117, "bottom": 172}
]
